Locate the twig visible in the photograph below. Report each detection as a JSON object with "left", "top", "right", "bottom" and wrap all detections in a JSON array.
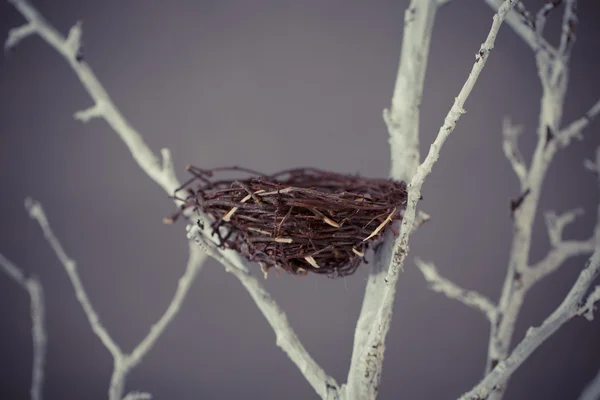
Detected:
[
  {"left": 502, "top": 117, "right": 528, "bottom": 189},
  {"left": 415, "top": 258, "right": 498, "bottom": 323},
  {"left": 0, "top": 253, "right": 46, "bottom": 400},
  {"left": 122, "top": 391, "right": 153, "bottom": 400},
  {"left": 345, "top": 1, "right": 517, "bottom": 398},
  {"left": 187, "top": 223, "right": 340, "bottom": 400},
  {"left": 460, "top": 257, "right": 600, "bottom": 399},
  {"left": 25, "top": 198, "right": 207, "bottom": 400},
  {"left": 578, "top": 366, "right": 600, "bottom": 400},
  {"left": 461, "top": 147, "right": 600, "bottom": 400},
  {"left": 479, "top": 4, "right": 592, "bottom": 399},
  {"left": 483, "top": 0, "right": 558, "bottom": 58},
  {"left": 558, "top": 98, "right": 600, "bottom": 147}
]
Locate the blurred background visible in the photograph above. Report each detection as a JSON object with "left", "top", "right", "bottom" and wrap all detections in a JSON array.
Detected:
[{"left": 1, "top": 0, "right": 600, "bottom": 399}]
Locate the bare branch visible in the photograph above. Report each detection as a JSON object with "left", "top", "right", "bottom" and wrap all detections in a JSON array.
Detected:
[
  {"left": 385, "top": 0, "right": 439, "bottom": 181},
  {"left": 26, "top": 198, "right": 207, "bottom": 400},
  {"left": 535, "top": 0, "right": 563, "bottom": 37},
  {"left": 0, "top": 253, "right": 46, "bottom": 400},
  {"left": 25, "top": 197, "right": 124, "bottom": 360},
  {"left": 4, "top": 22, "right": 35, "bottom": 51},
  {"left": 128, "top": 242, "right": 206, "bottom": 365},
  {"left": 502, "top": 117, "right": 528, "bottom": 188},
  {"left": 469, "top": 146, "right": 600, "bottom": 399},
  {"left": 346, "top": 0, "right": 440, "bottom": 397},
  {"left": 558, "top": 0, "right": 578, "bottom": 58},
  {"left": 460, "top": 251, "right": 600, "bottom": 400},
  {"left": 416, "top": 259, "right": 498, "bottom": 323},
  {"left": 188, "top": 224, "right": 339, "bottom": 400},
  {"left": 558, "top": 98, "right": 600, "bottom": 147},
  {"left": 483, "top": 0, "right": 558, "bottom": 58},
  {"left": 528, "top": 239, "right": 594, "bottom": 283},
  {"left": 578, "top": 365, "right": 600, "bottom": 400},
  {"left": 122, "top": 392, "right": 152, "bottom": 400},
  {"left": 347, "top": 2, "right": 517, "bottom": 398},
  {"left": 7, "top": 0, "right": 254, "bottom": 282},
  {"left": 544, "top": 208, "right": 584, "bottom": 247},
  {"left": 7, "top": 0, "right": 179, "bottom": 195}
]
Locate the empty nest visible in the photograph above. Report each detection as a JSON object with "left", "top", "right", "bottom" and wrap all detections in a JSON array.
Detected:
[{"left": 168, "top": 166, "right": 408, "bottom": 278}]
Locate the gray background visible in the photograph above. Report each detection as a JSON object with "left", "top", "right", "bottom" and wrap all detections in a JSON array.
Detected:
[{"left": 1, "top": 0, "right": 600, "bottom": 399}]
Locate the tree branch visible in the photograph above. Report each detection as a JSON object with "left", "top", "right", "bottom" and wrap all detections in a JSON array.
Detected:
[
  {"left": 345, "top": 0, "right": 439, "bottom": 397},
  {"left": 346, "top": 2, "right": 517, "bottom": 398},
  {"left": 578, "top": 365, "right": 600, "bottom": 400},
  {"left": 187, "top": 224, "right": 339, "bottom": 400},
  {"left": 0, "top": 253, "right": 46, "bottom": 400},
  {"left": 25, "top": 198, "right": 207, "bottom": 400},
  {"left": 461, "top": 147, "right": 600, "bottom": 400},
  {"left": 558, "top": 98, "right": 600, "bottom": 147},
  {"left": 502, "top": 117, "right": 528, "bottom": 189},
  {"left": 483, "top": 0, "right": 558, "bottom": 58},
  {"left": 415, "top": 258, "right": 498, "bottom": 323}
]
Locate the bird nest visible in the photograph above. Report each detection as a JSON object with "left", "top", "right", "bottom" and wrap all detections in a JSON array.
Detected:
[{"left": 168, "top": 166, "right": 407, "bottom": 278}]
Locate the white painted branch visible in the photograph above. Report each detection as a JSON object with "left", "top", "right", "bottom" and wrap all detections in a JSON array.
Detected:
[
  {"left": 187, "top": 224, "right": 339, "bottom": 400},
  {"left": 528, "top": 239, "right": 595, "bottom": 283},
  {"left": 558, "top": 98, "right": 600, "bottom": 147},
  {"left": 25, "top": 198, "right": 207, "bottom": 400},
  {"left": 6, "top": 0, "right": 179, "bottom": 195},
  {"left": 502, "top": 117, "right": 528, "bottom": 189},
  {"left": 473, "top": 145, "right": 600, "bottom": 399},
  {"left": 461, "top": 251, "right": 600, "bottom": 400},
  {"left": 415, "top": 259, "right": 498, "bottom": 323},
  {"left": 385, "top": 0, "right": 438, "bottom": 182},
  {"left": 5, "top": 2, "right": 333, "bottom": 397},
  {"left": 25, "top": 198, "right": 124, "bottom": 361},
  {"left": 345, "top": 0, "right": 439, "bottom": 397},
  {"left": 480, "top": 5, "right": 590, "bottom": 398},
  {"left": 535, "top": 0, "right": 562, "bottom": 37},
  {"left": 483, "top": 0, "right": 558, "bottom": 58},
  {"left": 122, "top": 392, "right": 152, "bottom": 400},
  {"left": 346, "top": 2, "right": 517, "bottom": 398},
  {"left": 0, "top": 253, "right": 46, "bottom": 400},
  {"left": 558, "top": 0, "right": 577, "bottom": 58},
  {"left": 578, "top": 365, "right": 600, "bottom": 400},
  {"left": 544, "top": 208, "right": 584, "bottom": 247}
]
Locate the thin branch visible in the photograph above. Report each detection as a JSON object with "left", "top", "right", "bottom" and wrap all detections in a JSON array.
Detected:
[
  {"left": 347, "top": 1, "right": 517, "bottom": 398},
  {"left": 578, "top": 365, "right": 600, "bottom": 400},
  {"left": 483, "top": 0, "right": 558, "bottom": 58},
  {"left": 0, "top": 253, "right": 47, "bottom": 400},
  {"left": 188, "top": 224, "right": 339, "bottom": 400},
  {"left": 122, "top": 392, "right": 152, "bottom": 400},
  {"left": 6, "top": 0, "right": 179, "bottom": 195},
  {"left": 535, "top": 0, "right": 563, "bottom": 37},
  {"left": 544, "top": 208, "right": 584, "bottom": 247},
  {"left": 558, "top": 0, "right": 578, "bottom": 58},
  {"left": 25, "top": 198, "right": 124, "bottom": 360},
  {"left": 128, "top": 241, "right": 206, "bottom": 365},
  {"left": 460, "top": 253, "right": 600, "bottom": 399},
  {"left": 502, "top": 117, "right": 528, "bottom": 189},
  {"left": 6, "top": 0, "right": 254, "bottom": 286},
  {"left": 461, "top": 147, "right": 600, "bottom": 400},
  {"left": 528, "top": 239, "right": 595, "bottom": 283},
  {"left": 558, "top": 98, "right": 600, "bottom": 147},
  {"left": 415, "top": 258, "right": 498, "bottom": 323},
  {"left": 25, "top": 198, "right": 207, "bottom": 400}
]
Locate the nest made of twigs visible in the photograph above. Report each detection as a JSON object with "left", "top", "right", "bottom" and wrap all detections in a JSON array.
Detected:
[{"left": 168, "top": 166, "right": 408, "bottom": 278}]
